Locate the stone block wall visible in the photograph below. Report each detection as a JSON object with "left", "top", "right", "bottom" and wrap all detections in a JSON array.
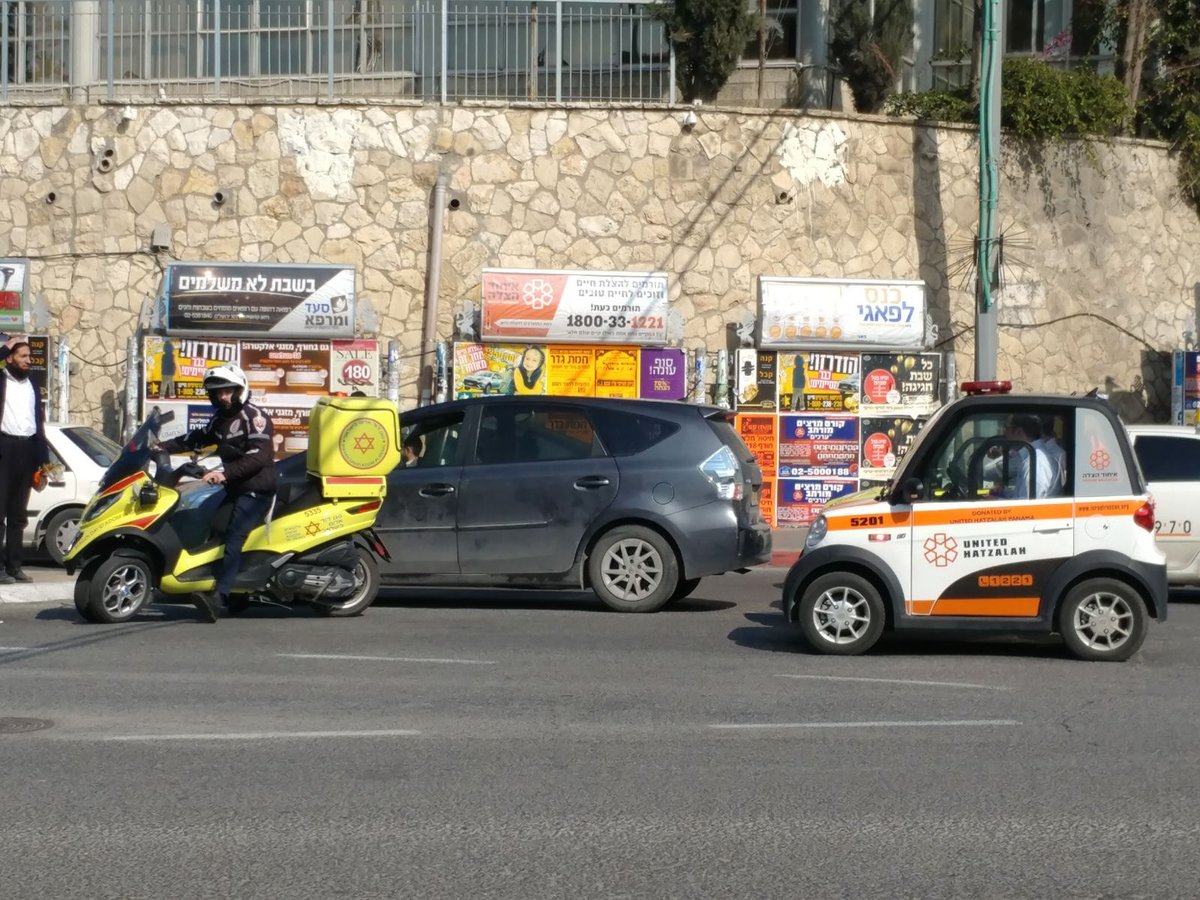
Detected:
[{"left": 0, "top": 102, "right": 1197, "bottom": 433}]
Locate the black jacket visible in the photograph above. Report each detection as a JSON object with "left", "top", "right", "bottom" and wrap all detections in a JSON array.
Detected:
[
  {"left": 0, "top": 345, "right": 49, "bottom": 468},
  {"left": 162, "top": 400, "right": 277, "bottom": 496}
]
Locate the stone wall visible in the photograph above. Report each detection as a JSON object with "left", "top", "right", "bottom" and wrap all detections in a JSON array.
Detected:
[{"left": 0, "top": 102, "right": 1197, "bottom": 434}]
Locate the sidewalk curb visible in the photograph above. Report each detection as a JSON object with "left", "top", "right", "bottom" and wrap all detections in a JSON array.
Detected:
[{"left": 0, "top": 581, "right": 74, "bottom": 605}]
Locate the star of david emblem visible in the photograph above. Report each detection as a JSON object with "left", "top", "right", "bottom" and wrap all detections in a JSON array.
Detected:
[
  {"left": 304, "top": 521, "right": 321, "bottom": 537},
  {"left": 353, "top": 433, "right": 376, "bottom": 453}
]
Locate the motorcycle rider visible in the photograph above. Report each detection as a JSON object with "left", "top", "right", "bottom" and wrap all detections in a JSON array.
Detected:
[{"left": 159, "top": 363, "right": 276, "bottom": 622}]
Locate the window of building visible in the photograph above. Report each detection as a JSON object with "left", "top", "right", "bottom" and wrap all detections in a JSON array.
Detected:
[
  {"left": 741, "top": 0, "right": 799, "bottom": 63},
  {"left": 3, "top": 0, "right": 71, "bottom": 85}
]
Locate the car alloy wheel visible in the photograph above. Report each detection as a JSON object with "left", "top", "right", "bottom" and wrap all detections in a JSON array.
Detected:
[
  {"left": 811, "top": 585, "right": 872, "bottom": 645},
  {"left": 1057, "top": 577, "right": 1148, "bottom": 662},
  {"left": 101, "top": 563, "right": 149, "bottom": 617},
  {"left": 1072, "top": 590, "right": 1134, "bottom": 651},
  {"left": 600, "top": 538, "right": 664, "bottom": 602}
]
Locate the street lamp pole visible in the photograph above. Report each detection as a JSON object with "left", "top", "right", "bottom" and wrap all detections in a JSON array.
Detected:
[{"left": 975, "top": 0, "right": 1003, "bottom": 381}]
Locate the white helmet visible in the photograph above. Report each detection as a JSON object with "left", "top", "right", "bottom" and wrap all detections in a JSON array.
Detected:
[{"left": 203, "top": 363, "right": 249, "bottom": 407}]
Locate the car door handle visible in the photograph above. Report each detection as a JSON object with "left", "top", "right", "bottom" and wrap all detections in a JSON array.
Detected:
[
  {"left": 418, "top": 483, "right": 456, "bottom": 498},
  {"left": 1033, "top": 523, "right": 1072, "bottom": 533},
  {"left": 574, "top": 476, "right": 611, "bottom": 490}
]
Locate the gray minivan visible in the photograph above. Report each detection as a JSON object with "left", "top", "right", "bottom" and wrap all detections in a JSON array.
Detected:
[{"left": 373, "top": 396, "right": 772, "bottom": 611}]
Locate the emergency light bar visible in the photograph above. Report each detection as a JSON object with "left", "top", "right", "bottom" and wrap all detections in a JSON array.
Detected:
[{"left": 961, "top": 380, "right": 1012, "bottom": 395}]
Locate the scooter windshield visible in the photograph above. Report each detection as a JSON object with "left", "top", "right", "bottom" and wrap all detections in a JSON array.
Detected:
[{"left": 98, "top": 409, "right": 175, "bottom": 491}]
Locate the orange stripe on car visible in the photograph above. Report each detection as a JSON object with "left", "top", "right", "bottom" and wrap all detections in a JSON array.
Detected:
[{"left": 908, "top": 597, "right": 1040, "bottom": 617}]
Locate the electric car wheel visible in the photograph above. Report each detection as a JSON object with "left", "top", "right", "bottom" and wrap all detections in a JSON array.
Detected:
[
  {"left": 796, "top": 572, "right": 886, "bottom": 656},
  {"left": 1058, "top": 578, "right": 1148, "bottom": 662}
]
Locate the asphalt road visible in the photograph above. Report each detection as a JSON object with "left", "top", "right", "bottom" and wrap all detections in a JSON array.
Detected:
[{"left": 3, "top": 572, "right": 1199, "bottom": 899}]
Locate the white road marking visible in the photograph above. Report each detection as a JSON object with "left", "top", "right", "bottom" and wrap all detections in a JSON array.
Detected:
[
  {"left": 96, "top": 729, "right": 421, "bottom": 742},
  {"left": 277, "top": 653, "right": 496, "bottom": 665},
  {"left": 776, "top": 673, "right": 1010, "bottom": 691},
  {"left": 0, "top": 646, "right": 30, "bottom": 651},
  {"left": 709, "top": 719, "right": 1020, "bottom": 730}
]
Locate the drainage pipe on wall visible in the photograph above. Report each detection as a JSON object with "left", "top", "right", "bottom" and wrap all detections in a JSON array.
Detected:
[{"left": 420, "top": 173, "right": 450, "bottom": 406}]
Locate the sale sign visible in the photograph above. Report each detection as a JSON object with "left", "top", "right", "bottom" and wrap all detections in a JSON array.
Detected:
[
  {"left": 776, "top": 478, "right": 860, "bottom": 526},
  {"left": 331, "top": 339, "right": 380, "bottom": 397},
  {"left": 240, "top": 340, "right": 331, "bottom": 403},
  {"left": 736, "top": 414, "right": 778, "bottom": 477},
  {"left": 861, "top": 352, "right": 941, "bottom": 415},
  {"left": 481, "top": 269, "right": 669, "bottom": 344},
  {"left": 777, "top": 414, "right": 859, "bottom": 478},
  {"left": 859, "top": 416, "right": 926, "bottom": 481}
]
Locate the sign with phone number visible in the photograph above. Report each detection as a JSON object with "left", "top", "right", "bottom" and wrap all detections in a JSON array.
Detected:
[{"left": 481, "top": 269, "right": 670, "bottom": 344}]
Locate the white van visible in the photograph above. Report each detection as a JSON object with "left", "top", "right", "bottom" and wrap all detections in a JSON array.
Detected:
[{"left": 781, "top": 382, "right": 1167, "bottom": 661}]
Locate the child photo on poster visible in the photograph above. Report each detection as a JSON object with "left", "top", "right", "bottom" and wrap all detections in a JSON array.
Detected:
[{"left": 507, "top": 345, "right": 548, "bottom": 395}]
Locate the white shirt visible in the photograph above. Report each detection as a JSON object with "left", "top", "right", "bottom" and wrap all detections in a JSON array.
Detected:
[
  {"left": 1042, "top": 436, "right": 1067, "bottom": 489},
  {"left": 1, "top": 369, "right": 37, "bottom": 437}
]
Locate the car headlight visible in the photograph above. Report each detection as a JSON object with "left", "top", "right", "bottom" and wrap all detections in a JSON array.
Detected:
[
  {"left": 806, "top": 514, "right": 827, "bottom": 549},
  {"left": 82, "top": 492, "right": 121, "bottom": 524}
]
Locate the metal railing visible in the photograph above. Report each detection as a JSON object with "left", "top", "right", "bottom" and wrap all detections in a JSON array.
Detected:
[{"left": 0, "top": 0, "right": 675, "bottom": 104}]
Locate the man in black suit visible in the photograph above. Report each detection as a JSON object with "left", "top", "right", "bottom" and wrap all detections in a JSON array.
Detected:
[{"left": 0, "top": 335, "right": 49, "bottom": 584}]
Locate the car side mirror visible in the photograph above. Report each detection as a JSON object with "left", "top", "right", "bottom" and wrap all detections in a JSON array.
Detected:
[{"left": 899, "top": 477, "right": 924, "bottom": 503}]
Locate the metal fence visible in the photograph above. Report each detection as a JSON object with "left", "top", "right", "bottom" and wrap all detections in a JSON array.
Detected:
[{"left": 0, "top": 0, "right": 675, "bottom": 104}]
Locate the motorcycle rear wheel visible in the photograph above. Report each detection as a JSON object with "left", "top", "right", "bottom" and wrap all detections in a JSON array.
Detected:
[{"left": 311, "top": 546, "right": 379, "bottom": 618}]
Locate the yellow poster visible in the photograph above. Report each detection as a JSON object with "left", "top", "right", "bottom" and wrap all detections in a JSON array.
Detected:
[
  {"left": 547, "top": 345, "right": 596, "bottom": 396},
  {"left": 594, "top": 347, "right": 638, "bottom": 398},
  {"left": 144, "top": 336, "right": 241, "bottom": 402}
]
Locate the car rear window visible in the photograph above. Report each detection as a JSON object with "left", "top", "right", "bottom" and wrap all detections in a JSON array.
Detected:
[
  {"left": 705, "top": 414, "right": 756, "bottom": 465},
  {"left": 587, "top": 408, "right": 680, "bottom": 456},
  {"left": 1134, "top": 435, "right": 1200, "bottom": 482}
]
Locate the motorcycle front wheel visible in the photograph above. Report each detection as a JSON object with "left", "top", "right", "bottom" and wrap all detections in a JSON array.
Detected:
[{"left": 80, "top": 554, "right": 155, "bottom": 624}]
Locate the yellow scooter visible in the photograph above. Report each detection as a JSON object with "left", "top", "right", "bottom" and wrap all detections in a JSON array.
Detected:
[{"left": 66, "top": 397, "right": 401, "bottom": 624}]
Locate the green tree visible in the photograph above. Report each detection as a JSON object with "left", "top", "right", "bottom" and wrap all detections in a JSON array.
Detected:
[
  {"left": 655, "top": 0, "right": 758, "bottom": 103},
  {"left": 1138, "top": 0, "right": 1200, "bottom": 202},
  {"left": 829, "top": 0, "right": 914, "bottom": 113}
]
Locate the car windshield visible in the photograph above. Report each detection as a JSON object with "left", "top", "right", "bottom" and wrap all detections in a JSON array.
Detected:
[
  {"left": 62, "top": 427, "right": 122, "bottom": 467},
  {"left": 886, "top": 401, "right": 951, "bottom": 489},
  {"left": 98, "top": 409, "right": 173, "bottom": 490}
]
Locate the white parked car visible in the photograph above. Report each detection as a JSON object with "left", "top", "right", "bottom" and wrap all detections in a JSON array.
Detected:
[
  {"left": 26, "top": 423, "right": 122, "bottom": 565},
  {"left": 1127, "top": 424, "right": 1200, "bottom": 585}
]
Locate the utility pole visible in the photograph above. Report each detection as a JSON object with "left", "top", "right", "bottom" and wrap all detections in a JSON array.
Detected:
[{"left": 974, "top": 0, "right": 1002, "bottom": 381}]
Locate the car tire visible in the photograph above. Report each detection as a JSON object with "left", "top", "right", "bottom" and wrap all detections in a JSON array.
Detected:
[
  {"left": 796, "top": 572, "right": 886, "bottom": 656},
  {"left": 312, "top": 546, "right": 380, "bottom": 618},
  {"left": 43, "top": 507, "right": 83, "bottom": 566},
  {"left": 664, "top": 577, "right": 702, "bottom": 606},
  {"left": 73, "top": 560, "right": 103, "bottom": 622},
  {"left": 1057, "top": 578, "right": 1148, "bottom": 662},
  {"left": 588, "top": 525, "right": 679, "bottom": 613},
  {"left": 83, "top": 554, "right": 154, "bottom": 624}
]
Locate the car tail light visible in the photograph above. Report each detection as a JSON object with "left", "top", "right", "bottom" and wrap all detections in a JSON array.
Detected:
[
  {"left": 1134, "top": 499, "right": 1155, "bottom": 533},
  {"left": 699, "top": 445, "right": 744, "bottom": 501}
]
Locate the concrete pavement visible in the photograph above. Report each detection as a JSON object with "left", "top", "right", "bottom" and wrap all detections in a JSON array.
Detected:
[
  {"left": 0, "top": 563, "right": 74, "bottom": 606},
  {"left": 0, "top": 527, "right": 808, "bottom": 610}
]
